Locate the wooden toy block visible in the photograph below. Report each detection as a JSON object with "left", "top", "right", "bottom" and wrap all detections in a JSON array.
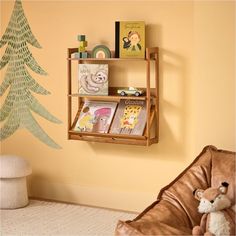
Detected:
[
  {"left": 80, "top": 52, "right": 88, "bottom": 58},
  {"left": 79, "top": 41, "right": 87, "bottom": 47},
  {"left": 71, "top": 52, "right": 80, "bottom": 58},
  {"left": 77, "top": 35, "right": 86, "bottom": 41},
  {"left": 78, "top": 46, "right": 86, "bottom": 52}
]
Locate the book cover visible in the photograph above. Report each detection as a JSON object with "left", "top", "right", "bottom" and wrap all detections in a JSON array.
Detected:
[
  {"left": 110, "top": 99, "right": 146, "bottom": 135},
  {"left": 74, "top": 101, "right": 117, "bottom": 133},
  {"left": 115, "top": 21, "right": 145, "bottom": 59},
  {"left": 78, "top": 64, "right": 108, "bottom": 95}
]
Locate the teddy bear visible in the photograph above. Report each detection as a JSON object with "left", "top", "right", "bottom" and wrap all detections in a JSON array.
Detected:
[{"left": 192, "top": 182, "right": 235, "bottom": 236}]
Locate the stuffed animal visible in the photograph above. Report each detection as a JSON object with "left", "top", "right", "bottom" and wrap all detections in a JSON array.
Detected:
[{"left": 192, "top": 182, "right": 235, "bottom": 236}]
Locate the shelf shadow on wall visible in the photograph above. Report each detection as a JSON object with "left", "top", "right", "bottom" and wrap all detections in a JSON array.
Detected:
[
  {"left": 146, "top": 23, "right": 161, "bottom": 49},
  {"left": 156, "top": 48, "right": 189, "bottom": 160}
]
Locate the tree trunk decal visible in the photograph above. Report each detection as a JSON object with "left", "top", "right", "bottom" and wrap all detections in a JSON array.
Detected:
[{"left": 0, "top": 0, "right": 62, "bottom": 149}]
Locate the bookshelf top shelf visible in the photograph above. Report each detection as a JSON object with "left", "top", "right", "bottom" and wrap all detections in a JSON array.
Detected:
[
  {"left": 67, "top": 57, "right": 147, "bottom": 61},
  {"left": 67, "top": 47, "right": 159, "bottom": 61}
]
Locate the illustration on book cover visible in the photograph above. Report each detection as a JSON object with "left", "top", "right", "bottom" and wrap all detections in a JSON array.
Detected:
[
  {"left": 74, "top": 101, "right": 117, "bottom": 133},
  {"left": 110, "top": 100, "right": 146, "bottom": 135},
  {"left": 78, "top": 64, "right": 108, "bottom": 95},
  {"left": 115, "top": 21, "right": 145, "bottom": 58}
]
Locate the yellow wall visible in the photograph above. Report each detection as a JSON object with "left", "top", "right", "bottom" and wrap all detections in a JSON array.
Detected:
[{"left": 0, "top": 0, "right": 235, "bottom": 212}]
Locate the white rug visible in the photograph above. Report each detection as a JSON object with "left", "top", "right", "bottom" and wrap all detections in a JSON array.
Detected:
[{"left": 0, "top": 200, "right": 136, "bottom": 236}]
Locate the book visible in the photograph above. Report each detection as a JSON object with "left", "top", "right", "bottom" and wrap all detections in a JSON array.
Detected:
[
  {"left": 78, "top": 64, "right": 108, "bottom": 95},
  {"left": 115, "top": 21, "right": 145, "bottom": 58},
  {"left": 110, "top": 99, "right": 146, "bottom": 135},
  {"left": 74, "top": 101, "right": 117, "bottom": 133}
]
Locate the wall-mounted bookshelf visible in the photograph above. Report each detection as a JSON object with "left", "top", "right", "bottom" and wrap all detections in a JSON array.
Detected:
[{"left": 67, "top": 47, "right": 159, "bottom": 146}]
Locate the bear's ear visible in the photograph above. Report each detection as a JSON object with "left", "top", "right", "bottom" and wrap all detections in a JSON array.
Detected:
[
  {"left": 219, "top": 182, "right": 229, "bottom": 194},
  {"left": 193, "top": 189, "right": 204, "bottom": 201}
]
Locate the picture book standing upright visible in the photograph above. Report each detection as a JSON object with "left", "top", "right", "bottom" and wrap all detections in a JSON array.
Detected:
[
  {"left": 115, "top": 21, "right": 145, "bottom": 58},
  {"left": 110, "top": 99, "right": 146, "bottom": 135}
]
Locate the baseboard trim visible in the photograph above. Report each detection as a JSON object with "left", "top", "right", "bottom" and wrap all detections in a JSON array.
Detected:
[
  {"left": 29, "top": 180, "right": 154, "bottom": 212},
  {"left": 29, "top": 196, "right": 138, "bottom": 214}
]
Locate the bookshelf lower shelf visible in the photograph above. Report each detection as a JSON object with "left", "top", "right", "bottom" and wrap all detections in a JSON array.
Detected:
[
  {"left": 69, "top": 105, "right": 158, "bottom": 146},
  {"left": 68, "top": 131, "right": 158, "bottom": 146},
  {"left": 69, "top": 130, "right": 146, "bottom": 139}
]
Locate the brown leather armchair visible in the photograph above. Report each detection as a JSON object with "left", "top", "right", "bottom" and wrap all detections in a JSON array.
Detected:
[{"left": 115, "top": 145, "right": 235, "bottom": 235}]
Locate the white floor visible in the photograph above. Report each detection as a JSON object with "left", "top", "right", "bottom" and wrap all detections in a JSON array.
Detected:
[{"left": 0, "top": 200, "right": 137, "bottom": 236}]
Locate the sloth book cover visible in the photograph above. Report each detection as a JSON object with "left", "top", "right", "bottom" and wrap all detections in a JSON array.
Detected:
[{"left": 78, "top": 64, "right": 108, "bottom": 95}]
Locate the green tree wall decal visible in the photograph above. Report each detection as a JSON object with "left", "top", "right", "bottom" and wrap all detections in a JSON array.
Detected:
[{"left": 0, "top": 0, "right": 62, "bottom": 149}]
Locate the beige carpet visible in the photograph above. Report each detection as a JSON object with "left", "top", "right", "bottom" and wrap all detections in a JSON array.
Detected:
[{"left": 0, "top": 200, "right": 136, "bottom": 235}]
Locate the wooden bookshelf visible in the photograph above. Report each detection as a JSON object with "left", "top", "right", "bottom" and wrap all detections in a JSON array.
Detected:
[{"left": 67, "top": 47, "right": 159, "bottom": 146}]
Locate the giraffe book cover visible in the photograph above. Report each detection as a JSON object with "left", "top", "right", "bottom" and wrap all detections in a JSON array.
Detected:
[{"left": 110, "top": 99, "right": 146, "bottom": 135}]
